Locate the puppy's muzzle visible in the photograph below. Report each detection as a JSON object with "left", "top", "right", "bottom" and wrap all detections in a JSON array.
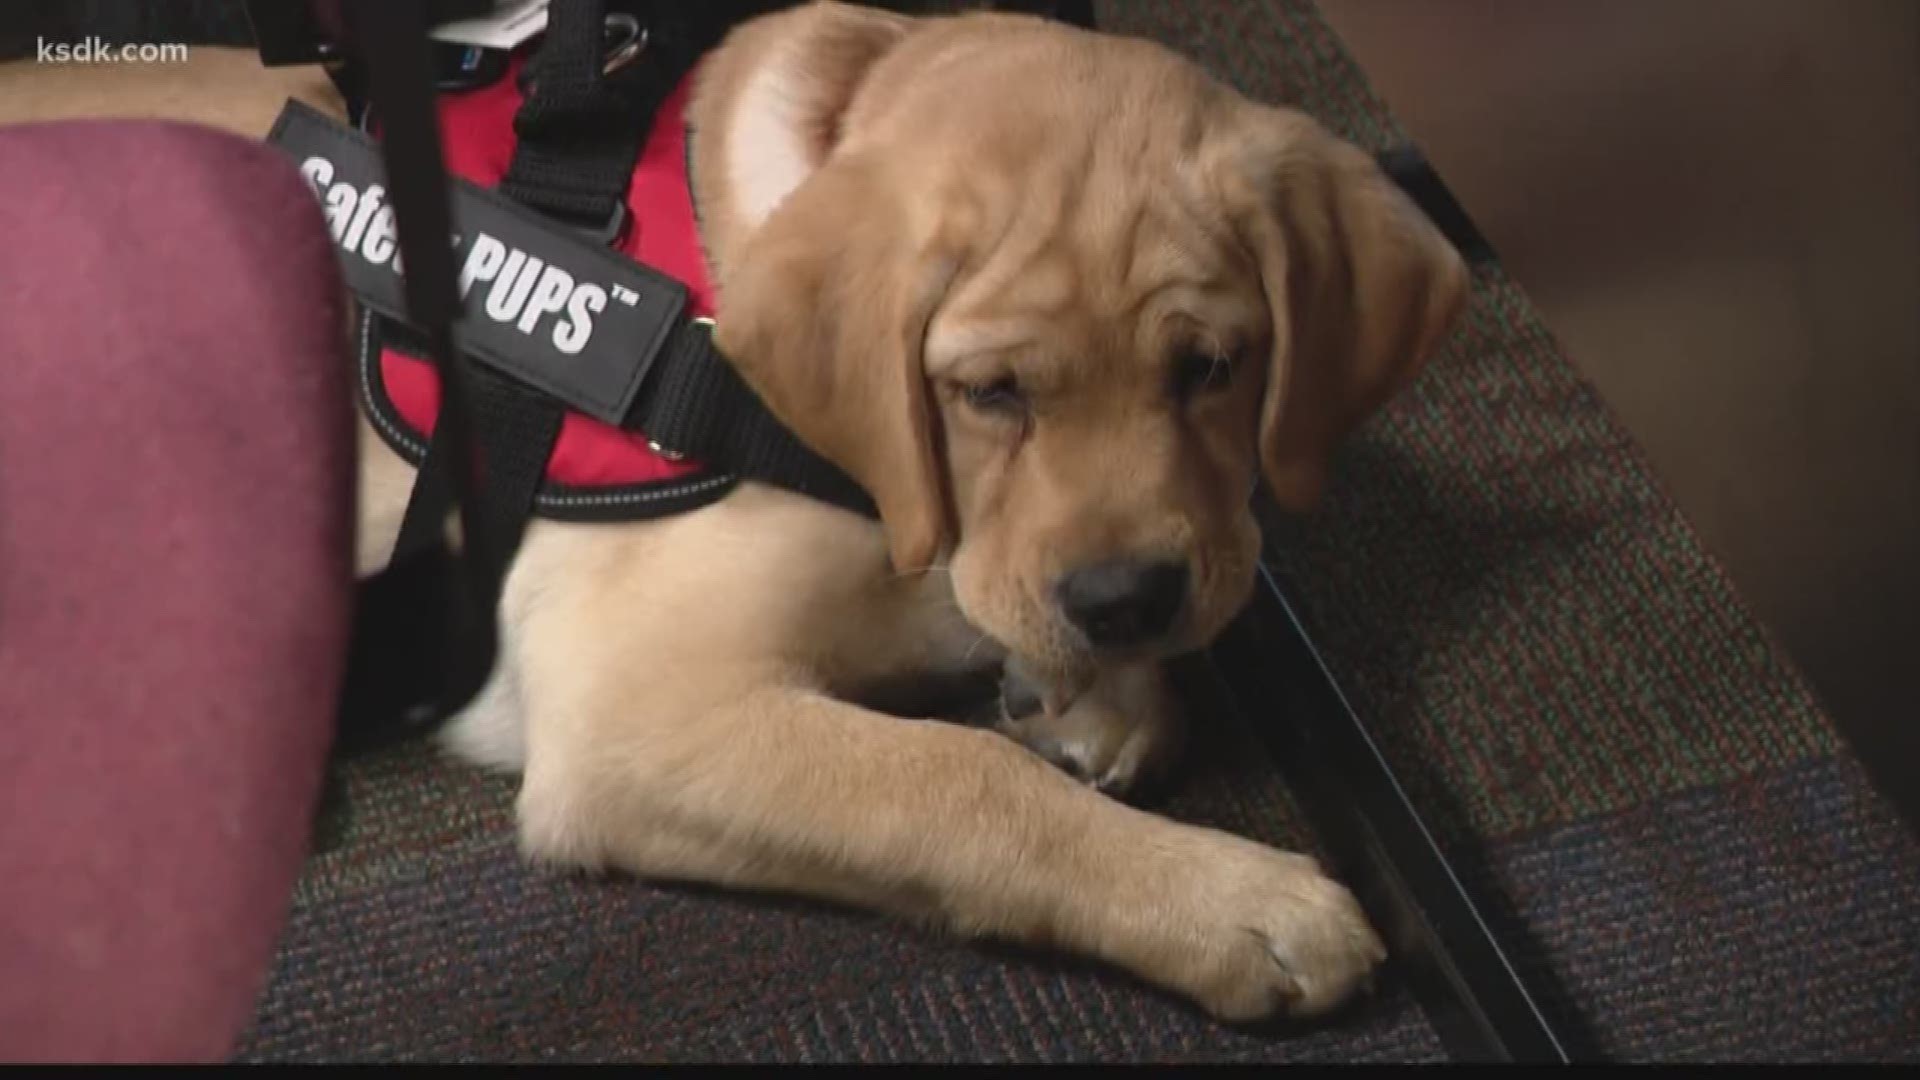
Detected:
[{"left": 1054, "top": 556, "right": 1189, "bottom": 651}]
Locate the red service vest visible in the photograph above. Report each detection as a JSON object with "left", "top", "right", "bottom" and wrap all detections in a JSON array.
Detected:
[{"left": 358, "top": 54, "right": 734, "bottom": 519}]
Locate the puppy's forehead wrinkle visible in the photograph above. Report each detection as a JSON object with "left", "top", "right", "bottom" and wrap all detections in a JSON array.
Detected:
[
  {"left": 864, "top": 25, "right": 1265, "bottom": 376},
  {"left": 924, "top": 319, "right": 1032, "bottom": 372},
  {"left": 955, "top": 129, "right": 1207, "bottom": 259},
  {"left": 937, "top": 166, "right": 1083, "bottom": 329}
]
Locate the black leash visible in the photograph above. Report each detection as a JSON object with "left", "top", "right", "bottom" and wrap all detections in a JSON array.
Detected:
[
  {"left": 386, "top": 0, "right": 673, "bottom": 579},
  {"left": 335, "top": 0, "right": 686, "bottom": 755},
  {"left": 331, "top": 0, "right": 505, "bottom": 750},
  {"left": 293, "top": 0, "right": 874, "bottom": 761},
  {"left": 366, "top": 0, "right": 872, "bottom": 542}
]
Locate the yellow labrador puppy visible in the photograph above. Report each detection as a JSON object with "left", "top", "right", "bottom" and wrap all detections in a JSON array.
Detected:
[{"left": 0, "top": 1, "right": 1465, "bottom": 1023}]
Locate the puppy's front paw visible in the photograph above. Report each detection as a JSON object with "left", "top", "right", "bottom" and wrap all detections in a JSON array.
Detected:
[
  {"left": 997, "top": 662, "right": 1185, "bottom": 801},
  {"left": 1120, "top": 828, "right": 1387, "bottom": 1022}
]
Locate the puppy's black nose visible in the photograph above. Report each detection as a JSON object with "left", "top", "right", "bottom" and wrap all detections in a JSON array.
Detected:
[{"left": 1055, "top": 558, "right": 1189, "bottom": 649}]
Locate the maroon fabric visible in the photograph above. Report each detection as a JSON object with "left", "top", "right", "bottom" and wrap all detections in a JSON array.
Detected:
[{"left": 0, "top": 120, "right": 355, "bottom": 1061}]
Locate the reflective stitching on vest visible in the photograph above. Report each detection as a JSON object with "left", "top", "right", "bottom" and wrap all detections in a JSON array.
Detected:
[
  {"left": 359, "top": 308, "right": 425, "bottom": 457},
  {"left": 539, "top": 473, "right": 735, "bottom": 509}
]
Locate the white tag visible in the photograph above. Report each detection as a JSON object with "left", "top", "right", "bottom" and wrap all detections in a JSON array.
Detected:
[{"left": 430, "top": 0, "right": 551, "bottom": 51}]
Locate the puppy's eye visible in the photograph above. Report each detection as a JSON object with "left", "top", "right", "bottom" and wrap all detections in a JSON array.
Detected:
[
  {"left": 1171, "top": 350, "right": 1236, "bottom": 401},
  {"left": 962, "top": 376, "right": 1028, "bottom": 416}
]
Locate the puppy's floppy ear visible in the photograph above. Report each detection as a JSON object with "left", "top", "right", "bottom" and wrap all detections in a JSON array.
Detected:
[
  {"left": 714, "top": 149, "right": 960, "bottom": 573},
  {"left": 1215, "top": 106, "right": 1469, "bottom": 511}
]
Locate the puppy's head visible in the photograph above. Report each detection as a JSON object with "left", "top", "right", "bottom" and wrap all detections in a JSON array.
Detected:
[{"left": 706, "top": 3, "right": 1467, "bottom": 682}]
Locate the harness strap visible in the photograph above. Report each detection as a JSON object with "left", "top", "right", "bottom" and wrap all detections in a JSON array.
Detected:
[
  {"left": 334, "top": 0, "right": 503, "bottom": 753},
  {"left": 500, "top": 1, "right": 666, "bottom": 234},
  {"left": 392, "top": 0, "right": 676, "bottom": 569},
  {"left": 391, "top": 366, "right": 566, "bottom": 562},
  {"left": 632, "top": 320, "right": 875, "bottom": 516},
  {"left": 331, "top": 1, "right": 877, "bottom": 757},
  {"left": 390, "top": 0, "right": 875, "bottom": 526}
]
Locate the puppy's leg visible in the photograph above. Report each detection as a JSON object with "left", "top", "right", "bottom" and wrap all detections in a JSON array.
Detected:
[
  {"left": 997, "top": 660, "right": 1187, "bottom": 802},
  {"left": 524, "top": 673, "right": 1378, "bottom": 1021},
  {"left": 504, "top": 527, "right": 1382, "bottom": 1021}
]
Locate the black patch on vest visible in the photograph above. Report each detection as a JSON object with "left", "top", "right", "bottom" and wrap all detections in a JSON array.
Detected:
[{"left": 268, "top": 98, "right": 687, "bottom": 427}]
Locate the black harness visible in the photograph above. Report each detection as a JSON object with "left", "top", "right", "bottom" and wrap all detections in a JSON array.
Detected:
[{"left": 264, "top": 0, "right": 873, "bottom": 755}]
